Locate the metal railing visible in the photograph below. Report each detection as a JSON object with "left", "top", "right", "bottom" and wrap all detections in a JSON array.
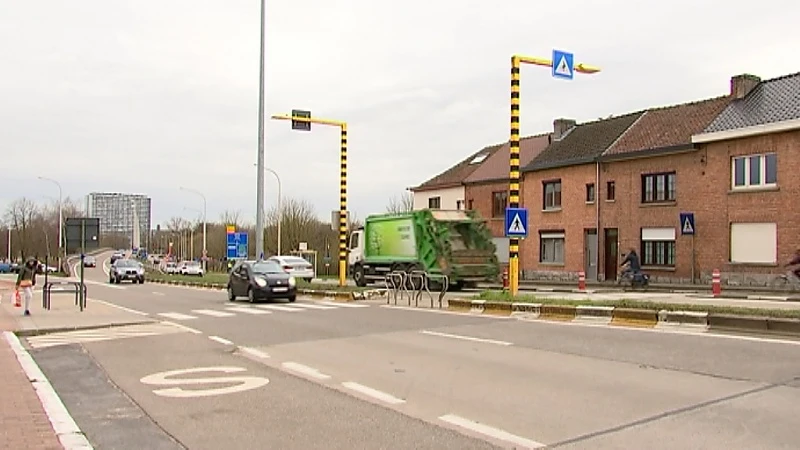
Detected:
[
  {"left": 384, "top": 270, "right": 449, "bottom": 309},
  {"left": 43, "top": 281, "right": 87, "bottom": 311}
]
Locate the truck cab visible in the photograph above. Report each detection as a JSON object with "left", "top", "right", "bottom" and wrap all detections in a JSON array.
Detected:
[{"left": 348, "top": 228, "right": 366, "bottom": 285}]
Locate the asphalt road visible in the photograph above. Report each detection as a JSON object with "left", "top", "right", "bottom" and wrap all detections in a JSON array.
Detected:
[{"left": 24, "top": 251, "right": 800, "bottom": 449}]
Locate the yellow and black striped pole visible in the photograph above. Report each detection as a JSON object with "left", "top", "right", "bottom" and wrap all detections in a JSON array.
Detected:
[
  {"left": 509, "top": 56, "right": 521, "bottom": 297},
  {"left": 508, "top": 54, "right": 600, "bottom": 297},
  {"left": 338, "top": 123, "right": 348, "bottom": 287},
  {"left": 270, "top": 112, "right": 350, "bottom": 287}
]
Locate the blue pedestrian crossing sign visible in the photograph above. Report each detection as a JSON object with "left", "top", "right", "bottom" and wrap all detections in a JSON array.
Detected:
[
  {"left": 552, "top": 49, "right": 574, "bottom": 80},
  {"left": 680, "top": 212, "right": 695, "bottom": 235},
  {"left": 505, "top": 207, "right": 528, "bottom": 238}
]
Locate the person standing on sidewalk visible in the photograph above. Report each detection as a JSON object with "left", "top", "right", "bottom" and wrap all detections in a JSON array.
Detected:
[{"left": 15, "top": 257, "right": 37, "bottom": 316}]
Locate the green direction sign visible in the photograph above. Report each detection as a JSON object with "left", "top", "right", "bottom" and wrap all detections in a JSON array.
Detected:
[{"left": 291, "top": 109, "right": 311, "bottom": 131}]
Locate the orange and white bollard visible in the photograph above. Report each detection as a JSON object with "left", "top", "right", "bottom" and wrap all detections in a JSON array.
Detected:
[
  {"left": 711, "top": 269, "right": 721, "bottom": 297},
  {"left": 578, "top": 271, "right": 586, "bottom": 291},
  {"left": 502, "top": 267, "right": 509, "bottom": 290}
]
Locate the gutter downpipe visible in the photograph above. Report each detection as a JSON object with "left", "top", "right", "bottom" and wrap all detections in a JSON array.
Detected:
[{"left": 595, "top": 160, "right": 601, "bottom": 281}]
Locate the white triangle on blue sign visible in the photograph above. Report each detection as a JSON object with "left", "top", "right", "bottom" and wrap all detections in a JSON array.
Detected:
[
  {"left": 554, "top": 56, "right": 572, "bottom": 77},
  {"left": 509, "top": 214, "right": 526, "bottom": 234},
  {"left": 682, "top": 217, "right": 694, "bottom": 233}
]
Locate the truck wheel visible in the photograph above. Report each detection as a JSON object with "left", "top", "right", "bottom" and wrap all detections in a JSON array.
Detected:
[{"left": 353, "top": 265, "right": 367, "bottom": 287}]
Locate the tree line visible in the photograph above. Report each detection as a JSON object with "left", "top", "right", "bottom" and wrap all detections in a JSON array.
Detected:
[{"left": 1, "top": 197, "right": 85, "bottom": 261}]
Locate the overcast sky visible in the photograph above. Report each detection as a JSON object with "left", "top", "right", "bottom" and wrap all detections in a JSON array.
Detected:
[{"left": 1, "top": 0, "right": 798, "bottom": 226}]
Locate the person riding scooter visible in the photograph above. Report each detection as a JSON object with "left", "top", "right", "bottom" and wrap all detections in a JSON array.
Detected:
[{"left": 618, "top": 249, "right": 642, "bottom": 283}]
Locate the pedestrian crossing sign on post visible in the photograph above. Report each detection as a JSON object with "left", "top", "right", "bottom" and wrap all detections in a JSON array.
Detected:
[
  {"left": 552, "top": 49, "right": 574, "bottom": 80},
  {"left": 505, "top": 207, "right": 528, "bottom": 238},
  {"left": 680, "top": 212, "right": 695, "bottom": 235}
]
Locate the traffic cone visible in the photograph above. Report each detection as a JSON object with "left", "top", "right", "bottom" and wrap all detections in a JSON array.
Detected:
[{"left": 14, "top": 289, "right": 21, "bottom": 308}]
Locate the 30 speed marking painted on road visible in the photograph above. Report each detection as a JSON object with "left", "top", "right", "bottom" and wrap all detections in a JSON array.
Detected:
[{"left": 140, "top": 366, "right": 269, "bottom": 398}]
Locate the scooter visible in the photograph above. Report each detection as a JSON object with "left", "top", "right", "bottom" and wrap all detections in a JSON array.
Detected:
[{"left": 617, "top": 268, "right": 650, "bottom": 290}]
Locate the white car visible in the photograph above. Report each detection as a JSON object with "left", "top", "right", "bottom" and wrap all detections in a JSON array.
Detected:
[
  {"left": 163, "top": 262, "right": 178, "bottom": 274},
  {"left": 179, "top": 261, "right": 204, "bottom": 276},
  {"left": 268, "top": 255, "right": 314, "bottom": 282}
]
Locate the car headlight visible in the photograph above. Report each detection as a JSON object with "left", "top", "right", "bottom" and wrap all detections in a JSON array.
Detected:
[
  {"left": 288, "top": 276, "right": 296, "bottom": 287},
  {"left": 254, "top": 277, "right": 267, "bottom": 287}
]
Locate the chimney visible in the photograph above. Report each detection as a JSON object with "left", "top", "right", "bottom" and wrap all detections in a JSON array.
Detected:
[
  {"left": 730, "top": 74, "right": 760, "bottom": 99},
  {"left": 553, "top": 118, "right": 576, "bottom": 140}
]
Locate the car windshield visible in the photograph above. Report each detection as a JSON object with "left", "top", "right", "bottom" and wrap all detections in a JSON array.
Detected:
[
  {"left": 116, "top": 260, "right": 138, "bottom": 267},
  {"left": 186, "top": 262, "right": 200, "bottom": 267},
  {"left": 251, "top": 261, "right": 282, "bottom": 274}
]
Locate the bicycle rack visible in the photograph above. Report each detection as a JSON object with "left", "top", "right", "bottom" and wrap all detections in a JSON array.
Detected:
[
  {"left": 384, "top": 271, "right": 410, "bottom": 305},
  {"left": 384, "top": 270, "right": 449, "bottom": 309},
  {"left": 43, "top": 281, "right": 87, "bottom": 311}
]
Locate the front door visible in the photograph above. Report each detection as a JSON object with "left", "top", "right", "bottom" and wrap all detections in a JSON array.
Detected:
[
  {"left": 603, "top": 228, "right": 619, "bottom": 282},
  {"left": 584, "top": 229, "right": 598, "bottom": 280}
]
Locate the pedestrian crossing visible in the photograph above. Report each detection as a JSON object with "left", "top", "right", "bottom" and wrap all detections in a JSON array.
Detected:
[
  {"left": 157, "top": 301, "right": 369, "bottom": 321},
  {"left": 26, "top": 322, "right": 187, "bottom": 349}
]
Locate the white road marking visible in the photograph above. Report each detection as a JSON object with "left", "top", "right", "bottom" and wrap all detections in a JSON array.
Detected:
[
  {"left": 140, "top": 366, "right": 269, "bottom": 398},
  {"left": 239, "top": 347, "right": 270, "bottom": 359},
  {"left": 255, "top": 304, "right": 303, "bottom": 312},
  {"left": 318, "top": 301, "right": 369, "bottom": 308},
  {"left": 192, "top": 309, "right": 235, "bottom": 317},
  {"left": 93, "top": 299, "right": 149, "bottom": 316},
  {"left": 4, "top": 331, "right": 95, "bottom": 449},
  {"left": 341, "top": 382, "right": 406, "bottom": 405},
  {"left": 281, "top": 362, "right": 331, "bottom": 380},
  {"left": 209, "top": 336, "right": 234, "bottom": 345},
  {"left": 26, "top": 323, "right": 185, "bottom": 349},
  {"left": 158, "top": 312, "right": 197, "bottom": 321},
  {"left": 420, "top": 330, "right": 513, "bottom": 346},
  {"left": 152, "top": 292, "right": 165, "bottom": 296},
  {"left": 161, "top": 321, "right": 202, "bottom": 334},
  {"left": 287, "top": 303, "right": 338, "bottom": 310},
  {"left": 83, "top": 279, "right": 125, "bottom": 290},
  {"left": 439, "top": 414, "right": 545, "bottom": 449},
  {"left": 380, "top": 304, "right": 510, "bottom": 319},
  {"left": 226, "top": 306, "right": 271, "bottom": 315}
]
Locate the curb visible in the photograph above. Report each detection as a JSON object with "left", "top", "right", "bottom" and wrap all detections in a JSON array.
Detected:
[
  {"left": 146, "top": 278, "right": 363, "bottom": 301},
  {"left": 444, "top": 299, "right": 800, "bottom": 338},
  {"left": 480, "top": 282, "right": 800, "bottom": 296},
  {"left": 14, "top": 320, "right": 156, "bottom": 337}
]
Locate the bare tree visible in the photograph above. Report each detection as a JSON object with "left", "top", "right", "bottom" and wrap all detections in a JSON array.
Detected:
[
  {"left": 386, "top": 192, "right": 414, "bottom": 214},
  {"left": 219, "top": 210, "right": 242, "bottom": 228},
  {"left": 4, "top": 198, "right": 38, "bottom": 260}
]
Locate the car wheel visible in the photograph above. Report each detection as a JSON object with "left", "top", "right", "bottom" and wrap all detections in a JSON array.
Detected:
[
  {"left": 109, "top": 277, "right": 114, "bottom": 284},
  {"left": 288, "top": 295, "right": 296, "bottom": 303},
  {"left": 140, "top": 278, "right": 146, "bottom": 284},
  {"left": 247, "top": 288, "right": 255, "bottom": 303},
  {"left": 227, "top": 286, "right": 236, "bottom": 301},
  {"left": 115, "top": 277, "right": 121, "bottom": 284}
]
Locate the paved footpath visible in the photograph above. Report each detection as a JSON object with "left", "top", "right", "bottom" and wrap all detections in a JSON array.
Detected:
[{"left": 0, "top": 290, "right": 63, "bottom": 450}]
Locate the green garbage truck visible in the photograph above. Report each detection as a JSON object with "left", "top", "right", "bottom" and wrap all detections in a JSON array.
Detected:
[{"left": 347, "top": 209, "right": 499, "bottom": 289}]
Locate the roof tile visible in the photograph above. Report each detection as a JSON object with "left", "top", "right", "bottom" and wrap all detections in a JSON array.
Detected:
[
  {"left": 464, "top": 133, "right": 551, "bottom": 184},
  {"left": 412, "top": 144, "right": 502, "bottom": 191},
  {"left": 704, "top": 72, "right": 800, "bottom": 133},
  {"left": 523, "top": 112, "right": 644, "bottom": 172}
]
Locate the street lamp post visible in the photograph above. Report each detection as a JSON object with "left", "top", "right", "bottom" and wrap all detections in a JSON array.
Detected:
[
  {"left": 507, "top": 53, "right": 600, "bottom": 297},
  {"left": 253, "top": 164, "right": 282, "bottom": 256},
  {"left": 38, "top": 176, "right": 63, "bottom": 267},
  {"left": 184, "top": 207, "right": 202, "bottom": 261},
  {"left": 255, "top": 0, "right": 267, "bottom": 259},
  {"left": 180, "top": 187, "right": 207, "bottom": 271}
]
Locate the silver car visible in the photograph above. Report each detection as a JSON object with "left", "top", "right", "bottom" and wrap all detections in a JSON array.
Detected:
[{"left": 268, "top": 256, "right": 315, "bottom": 282}]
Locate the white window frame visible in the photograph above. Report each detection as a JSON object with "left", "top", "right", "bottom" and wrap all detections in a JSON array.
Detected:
[
  {"left": 539, "top": 232, "right": 565, "bottom": 264},
  {"left": 730, "top": 222, "right": 777, "bottom": 264},
  {"left": 731, "top": 153, "right": 777, "bottom": 189}
]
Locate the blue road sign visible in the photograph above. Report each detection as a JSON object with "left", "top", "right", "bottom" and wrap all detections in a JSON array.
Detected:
[
  {"left": 226, "top": 232, "right": 249, "bottom": 258},
  {"left": 680, "top": 212, "right": 695, "bottom": 235},
  {"left": 552, "top": 49, "right": 574, "bottom": 80},
  {"left": 505, "top": 207, "right": 528, "bottom": 238}
]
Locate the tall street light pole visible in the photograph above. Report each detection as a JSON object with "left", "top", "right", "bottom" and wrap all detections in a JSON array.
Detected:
[
  {"left": 180, "top": 187, "right": 207, "bottom": 272},
  {"left": 254, "top": 0, "right": 267, "bottom": 259},
  {"left": 38, "top": 176, "right": 63, "bottom": 266},
  {"left": 253, "top": 164, "right": 282, "bottom": 256}
]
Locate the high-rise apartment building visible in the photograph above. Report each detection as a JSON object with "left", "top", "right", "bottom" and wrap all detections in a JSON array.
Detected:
[{"left": 85, "top": 193, "right": 152, "bottom": 244}]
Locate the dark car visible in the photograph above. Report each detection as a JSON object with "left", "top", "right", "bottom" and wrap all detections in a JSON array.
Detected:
[
  {"left": 227, "top": 260, "right": 296, "bottom": 303},
  {"left": 109, "top": 259, "right": 145, "bottom": 284}
]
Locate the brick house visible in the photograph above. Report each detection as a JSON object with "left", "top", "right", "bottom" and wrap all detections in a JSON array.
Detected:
[
  {"left": 462, "top": 133, "right": 551, "bottom": 263},
  {"left": 688, "top": 72, "right": 800, "bottom": 287},
  {"left": 519, "top": 113, "right": 644, "bottom": 281},
  {"left": 410, "top": 145, "right": 501, "bottom": 210}
]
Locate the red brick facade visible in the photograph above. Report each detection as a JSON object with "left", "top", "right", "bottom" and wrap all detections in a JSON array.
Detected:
[{"left": 464, "top": 181, "right": 508, "bottom": 237}]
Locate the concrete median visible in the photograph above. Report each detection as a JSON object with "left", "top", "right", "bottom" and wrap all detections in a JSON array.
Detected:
[
  {"left": 540, "top": 304, "right": 577, "bottom": 321},
  {"left": 447, "top": 299, "right": 473, "bottom": 311},
  {"left": 482, "top": 301, "right": 512, "bottom": 316},
  {"left": 575, "top": 305, "right": 614, "bottom": 324},
  {"left": 610, "top": 308, "right": 658, "bottom": 328},
  {"left": 707, "top": 314, "right": 768, "bottom": 334},
  {"left": 656, "top": 310, "right": 709, "bottom": 331},
  {"left": 511, "top": 302, "right": 541, "bottom": 318}
]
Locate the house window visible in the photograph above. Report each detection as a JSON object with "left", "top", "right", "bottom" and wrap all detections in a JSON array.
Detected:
[
  {"left": 586, "top": 183, "right": 595, "bottom": 203},
  {"left": 730, "top": 222, "right": 777, "bottom": 264},
  {"left": 492, "top": 191, "right": 508, "bottom": 217},
  {"left": 467, "top": 199, "right": 474, "bottom": 210},
  {"left": 543, "top": 180, "right": 562, "bottom": 210},
  {"left": 640, "top": 227, "right": 676, "bottom": 266},
  {"left": 732, "top": 153, "right": 777, "bottom": 188},
  {"left": 428, "top": 196, "right": 441, "bottom": 209},
  {"left": 456, "top": 200, "right": 465, "bottom": 210},
  {"left": 606, "top": 181, "right": 616, "bottom": 201},
  {"left": 642, "top": 172, "right": 676, "bottom": 203},
  {"left": 540, "top": 231, "right": 565, "bottom": 264}
]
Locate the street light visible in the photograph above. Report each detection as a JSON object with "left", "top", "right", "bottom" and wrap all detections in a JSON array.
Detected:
[
  {"left": 183, "top": 207, "right": 202, "bottom": 260},
  {"left": 179, "top": 187, "right": 207, "bottom": 271},
  {"left": 38, "top": 176, "right": 62, "bottom": 265},
  {"left": 254, "top": 0, "right": 267, "bottom": 259},
  {"left": 253, "top": 164, "right": 282, "bottom": 256},
  {"left": 507, "top": 53, "right": 600, "bottom": 297}
]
